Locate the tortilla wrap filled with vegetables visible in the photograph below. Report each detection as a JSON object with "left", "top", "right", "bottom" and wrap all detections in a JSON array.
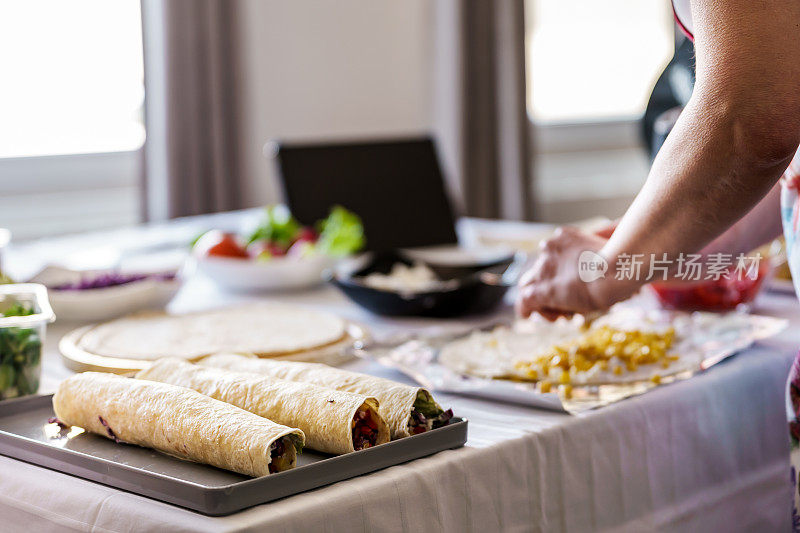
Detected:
[
  {"left": 138, "top": 358, "right": 389, "bottom": 454},
  {"left": 52, "top": 372, "right": 303, "bottom": 476},
  {"left": 200, "top": 354, "right": 453, "bottom": 439}
]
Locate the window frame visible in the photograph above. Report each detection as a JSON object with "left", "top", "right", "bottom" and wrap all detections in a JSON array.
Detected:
[
  {"left": 0, "top": 150, "right": 142, "bottom": 240},
  {"left": 525, "top": 0, "right": 679, "bottom": 154},
  {"left": 0, "top": 151, "right": 140, "bottom": 195},
  {"left": 532, "top": 117, "right": 643, "bottom": 154}
]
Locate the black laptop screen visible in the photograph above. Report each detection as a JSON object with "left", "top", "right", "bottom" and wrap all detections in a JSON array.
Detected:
[{"left": 275, "top": 137, "right": 458, "bottom": 252}]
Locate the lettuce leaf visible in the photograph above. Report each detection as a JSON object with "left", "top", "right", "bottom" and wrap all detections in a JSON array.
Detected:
[
  {"left": 1, "top": 303, "right": 33, "bottom": 317},
  {"left": 413, "top": 390, "right": 443, "bottom": 417},
  {"left": 315, "top": 206, "right": 365, "bottom": 257},
  {"left": 247, "top": 205, "right": 301, "bottom": 246}
]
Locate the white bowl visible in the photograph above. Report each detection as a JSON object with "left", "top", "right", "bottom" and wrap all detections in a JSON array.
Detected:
[
  {"left": 192, "top": 254, "right": 336, "bottom": 291},
  {"left": 30, "top": 266, "right": 182, "bottom": 323},
  {"left": 400, "top": 244, "right": 516, "bottom": 266}
]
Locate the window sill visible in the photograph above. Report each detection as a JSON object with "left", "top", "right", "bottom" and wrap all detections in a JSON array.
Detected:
[
  {"left": 530, "top": 117, "right": 648, "bottom": 223},
  {"left": 0, "top": 150, "right": 141, "bottom": 240},
  {"left": 531, "top": 116, "right": 643, "bottom": 154}
]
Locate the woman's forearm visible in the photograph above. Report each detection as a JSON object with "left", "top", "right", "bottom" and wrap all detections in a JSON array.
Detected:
[
  {"left": 597, "top": 97, "right": 790, "bottom": 299},
  {"left": 700, "top": 180, "right": 783, "bottom": 258},
  {"left": 603, "top": 98, "right": 785, "bottom": 256},
  {"left": 594, "top": 0, "right": 800, "bottom": 302}
]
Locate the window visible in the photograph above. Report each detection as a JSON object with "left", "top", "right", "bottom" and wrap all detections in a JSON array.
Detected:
[
  {"left": 0, "top": 1, "right": 145, "bottom": 158},
  {"left": 0, "top": 1, "right": 144, "bottom": 240},
  {"left": 525, "top": 0, "right": 677, "bottom": 224},
  {"left": 526, "top": 0, "right": 675, "bottom": 123}
]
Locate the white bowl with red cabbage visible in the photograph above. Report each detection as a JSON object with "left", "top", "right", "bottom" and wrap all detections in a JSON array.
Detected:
[{"left": 30, "top": 266, "right": 181, "bottom": 322}]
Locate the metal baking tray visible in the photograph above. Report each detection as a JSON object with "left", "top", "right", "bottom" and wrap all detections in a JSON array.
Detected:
[{"left": 0, "top": 394, "right": 468, "bottom": 516}]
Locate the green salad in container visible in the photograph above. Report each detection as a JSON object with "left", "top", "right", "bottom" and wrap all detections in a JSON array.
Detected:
[{"left": 0, "top": 302, "right": 43, "bottom": 400}]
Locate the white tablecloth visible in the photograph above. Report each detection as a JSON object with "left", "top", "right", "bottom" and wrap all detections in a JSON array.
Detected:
[{"left": 0, "top": 216, "right": 796, "bottom": 532}]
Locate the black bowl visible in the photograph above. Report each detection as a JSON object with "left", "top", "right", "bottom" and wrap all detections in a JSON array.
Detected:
[{"left": 330, "top": 249, "right": 519, "bottom": 317}]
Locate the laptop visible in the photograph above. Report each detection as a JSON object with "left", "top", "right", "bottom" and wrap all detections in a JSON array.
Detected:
[{"left": 273, "top": 137, "right": 458, "bottom": 252}]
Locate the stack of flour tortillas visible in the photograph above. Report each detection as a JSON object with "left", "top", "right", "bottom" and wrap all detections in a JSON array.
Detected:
[{"left": 59, "top": 302, "right": 365, "bottom": 373}]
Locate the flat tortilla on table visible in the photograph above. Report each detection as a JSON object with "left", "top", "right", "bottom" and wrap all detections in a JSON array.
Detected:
[
  {"left": 438, "top": 310, "right": 703, "bottom": 386},
  {"left": 75, "top": 302, "right": 347, "bottom": 361}
]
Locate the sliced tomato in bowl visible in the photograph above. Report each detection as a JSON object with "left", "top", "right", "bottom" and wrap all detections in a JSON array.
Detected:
[{"left": 193, "top": 230, "right": 249, "bottom": 259}]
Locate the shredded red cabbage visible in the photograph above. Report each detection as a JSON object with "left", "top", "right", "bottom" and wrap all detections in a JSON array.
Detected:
[
  {"left": 52, "top": 272, "right": 175, "bottom": 291},
  {"left": 434, "top": 408, "right": 454, "bottom": 429},
  {"left": 409, "top": 408, "right": 454, "bottom": 435},
  {"left": 268, "top": 438, "right": 287, "bottom": 473},
  {"left": 98, "top": 415, "right": 120, "bottom": 442},
  {"left": 352, "top": 409, "right": 380, "bottom": 450},
  {"left": 47, "top": 416, "right": 71, "bottom": 437}
]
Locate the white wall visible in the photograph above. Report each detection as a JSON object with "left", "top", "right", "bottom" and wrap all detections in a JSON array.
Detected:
[
  {"left": 237, "top": 0, "right": 435, "bottom": 206},
  {"left": 234, "top": 1, "right": 646, "bottom": 223}
]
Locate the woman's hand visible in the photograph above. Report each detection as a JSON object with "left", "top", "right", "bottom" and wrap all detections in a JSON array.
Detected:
[
  {"left": 593, "top": 220, "right": 618, "bottom": 239},
  {"left": 515, "top": 227, "right": 631, "bottom": 320}
]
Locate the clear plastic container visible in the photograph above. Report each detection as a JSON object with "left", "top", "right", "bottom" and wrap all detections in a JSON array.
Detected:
[
  {"left": 0, "top": 228, "right": 10, "bottom": 282},
  {"left": 0, "top": 284, "right": 55, "bottom": 400}
]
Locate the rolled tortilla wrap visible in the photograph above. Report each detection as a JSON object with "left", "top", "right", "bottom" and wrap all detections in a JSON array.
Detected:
[
  {"left": 200, "top": 354, "right": 452, "bottom": 439},
  {"left": 137, "top": 358, "right": 389, "bottom": 454},
  {"left": 53, "top": 372, "right": 304, "bottom": 476}
]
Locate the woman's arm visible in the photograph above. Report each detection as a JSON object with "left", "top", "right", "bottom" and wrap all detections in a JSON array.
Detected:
[
  {"left": 699, "top": 181, "right": 782, "bottom": 258},
  {"left": 518, "top": 0, "right": 800, "bottom": 317},
  {"left": 596, "top": 181, "right": 782, "bottom": 276}
]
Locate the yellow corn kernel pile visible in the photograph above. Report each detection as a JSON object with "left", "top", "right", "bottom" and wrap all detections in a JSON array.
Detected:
[{"left": 514, "top": 325, "right": 677, "bottom": 386}]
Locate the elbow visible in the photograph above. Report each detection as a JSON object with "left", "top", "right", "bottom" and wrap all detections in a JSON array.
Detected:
[
  {"left": 732, "top": 112, "right": 800, "bottom": 169},
  {"left": 694, "top": 87, "right": 800, "bottom": 170}
]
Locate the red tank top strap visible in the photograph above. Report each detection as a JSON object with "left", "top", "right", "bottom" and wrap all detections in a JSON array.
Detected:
[{"left": 672, "top": 0, "right": 694, "bottom": 41}]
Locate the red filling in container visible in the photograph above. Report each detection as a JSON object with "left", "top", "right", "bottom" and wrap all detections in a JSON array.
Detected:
[{"left": 649, "top": 260, "right": 770, "bottom": 311}]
